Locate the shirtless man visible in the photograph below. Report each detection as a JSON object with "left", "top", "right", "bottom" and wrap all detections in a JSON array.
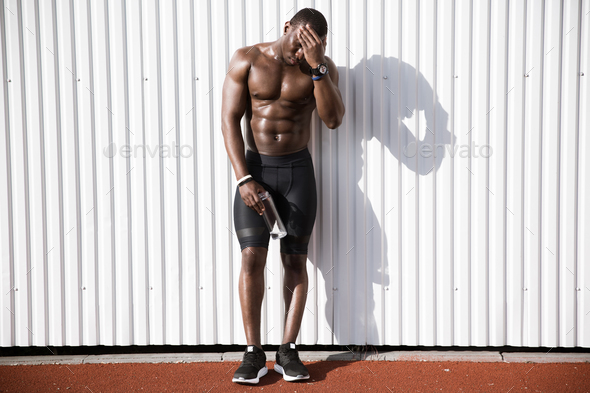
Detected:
[{"left": 221, "top": 8, "right": 344, "bottom": 385}]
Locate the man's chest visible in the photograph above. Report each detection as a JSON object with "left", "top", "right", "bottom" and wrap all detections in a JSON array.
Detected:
[{"left": 248, "top": 61, "right": 314, "bottom": 104}]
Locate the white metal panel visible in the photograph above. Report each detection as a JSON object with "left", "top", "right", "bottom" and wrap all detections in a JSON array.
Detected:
[
  {"left": 1, "top": 0, "right": 588, "bottom": 348},
  {"left": 434, "top": 0, "right": 454, "bottom": 347},
  {"left": 90, "top": 0, "right": 114, "bottom": 346},
  {"left": 346, "top": 0, "right": 366, "bottom": 346},
  {"left": 541, "top": 0, "right": 562, "bottom": 348},
  {"left": 400, "top": 0, "right": 419, "bottom": 347},
  {"left": 418, "top": 0, "right": 437, "bottom": 347},
  {"left": 106, "top": 0, "right": 132, "bottom": 346},
  {"left": 141, "top": 0, "right": 164, "bottom": 345},
  {"left": 453, "top": 0, "right": 471, "bottom": 346},
  {"left": 21, "top": 0, "right": 43, "bottom": 347},
  {"left": 523, "top": 0, "right": 544, "bottom": 347},
  {"left": 210, "top": 0, "right": 234, "bottom": 347},
  {"left": 158, "top": 0, "right": 180, "bottom": 346},
  {"left": 506, "top": 0, "right": 526, "bottom": 347},
  {"left": 55, "top": 0, "right": 81, "bottom": 347},
  {"left": 559, "top": 0, "right": 580, "bottom": 347},
  {"left": 470, "top": 0, "right": 490, "bottom": 347},
  {"left": 578, "top": 0, "right": 589, "bottom": 349},
  {"left": 125, "top": 0, "right": 149, "bottom": 346},
  {"left": 176, "top": 0, "right": 198, "bottom": 347},
  {"left": 5, "top": 0, "right": 30, "bottom": 347},
  {"left": 488, "top": 0, "right": 509, "bottom": 347},
  {"left": 73, "top": 0, "right": 99, "bottom": 346},
  {"left": 0, "top": 0, "right": 14, "bottom": 347},
  {"left": 194, "top": 0, "right": 216, "bottom": 344},
  {"left": 362, "top": 0, "right": 383, "bottom": 346},
  {"left": 332, "top": 0, "right": 351, "bottom": 346},
  {"left": 383, "top": 0, "right": 402, "bottom": 346},
  {"left": 38, "top": 0, "right": 64, "bottom": 347}
]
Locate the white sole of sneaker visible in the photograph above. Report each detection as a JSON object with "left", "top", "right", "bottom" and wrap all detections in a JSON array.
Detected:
[
  {"left": 232, "top": 366, "right": 268, "bottom": 384},
  {"left": 273, "top": 364, "right": 310, "bottom": 382}
]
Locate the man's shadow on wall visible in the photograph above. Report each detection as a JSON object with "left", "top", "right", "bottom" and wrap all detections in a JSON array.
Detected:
[{"left": 312, "top": 54, "right": 456, "bottom": 346}]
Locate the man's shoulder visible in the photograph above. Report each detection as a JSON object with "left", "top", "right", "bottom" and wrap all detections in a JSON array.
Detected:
[
  {"left": 228, "top": 45, "right": 260, "bottom": 79},
  {"left": 233, "top": 43, "right": 266, "bottom": 63}
]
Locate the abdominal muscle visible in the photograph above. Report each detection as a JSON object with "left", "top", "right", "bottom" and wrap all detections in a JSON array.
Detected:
[{"left": 245, "top": 101, "right": 314, "bottom": 156}]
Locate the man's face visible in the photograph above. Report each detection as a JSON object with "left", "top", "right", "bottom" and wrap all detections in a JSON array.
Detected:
[{"left": 282, "top": 21, "right": 326, "bottom": 66}]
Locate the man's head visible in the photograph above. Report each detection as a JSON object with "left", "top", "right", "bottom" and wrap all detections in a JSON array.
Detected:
[
  {"left": 289, "top": 8, "right": 328, "bottom": 39},
  {"left": 281, "top": 8, "right": 328, "bottom": 66}
]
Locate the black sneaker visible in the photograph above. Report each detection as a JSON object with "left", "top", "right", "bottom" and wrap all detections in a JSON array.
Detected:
[
  {"left": 232, "top": 345, "right": 268, "bottom": 384},
  {"left": 274, "top": 342, "right": 310, "bottom": 382}
]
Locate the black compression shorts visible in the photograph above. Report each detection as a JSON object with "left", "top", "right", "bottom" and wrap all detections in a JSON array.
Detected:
[{"left": 233, "top": 147, "right": 317, "bottom": 255}]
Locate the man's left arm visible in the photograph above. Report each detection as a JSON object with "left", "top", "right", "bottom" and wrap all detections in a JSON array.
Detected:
[
  {"left": 298, "top": 25, "right": 345, "bottom": 129},
  {"left": 313, "top": 57, "right": 344, "bottom": 129}
]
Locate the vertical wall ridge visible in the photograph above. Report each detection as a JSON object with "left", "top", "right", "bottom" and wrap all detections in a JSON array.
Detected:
[
  {"left": 83, "top": 0, "right": 100, "bottom": 345},
  {"left": 502, "top": 0, "right": 510, "bottom": 346},
  {"left": 450, "top": 0, "right": 456, "bottom": 346},
  {"left": 137, "top": 0, "right": 149, "bottom": 345},
  {"left": 32, "top": 0, "right": 50, "bottom": 346},
  {"left": 121, "top": 0, "right": 134, "bottom": 345},
  {"left": 379, "top": 0, "right": 386, "bottom": 345},
  {"left": 102, "top": 0, "right": 116, "bottom": 344},
  {"left": 171, "top": 0, "right": 182, "bottom": 345},
  {"left": 520, "top": 0, "right": 530, "bottom": 345},
  {"left": 415, "top": 0, "right": 421, "bottom": 346},
  {"left": 189, "top": 0, "right": 199, "bottom": 346},
  {"left": 155, "top": 0, "right": 166, "bottom": 344},
  {"left": 556, "top": 0, "right": 564, "bottom": 346},
  {"left": 572, "top": 0, "right": 582, "bottom": 346},
  {"left": 397, "top": 0, "right": 403, "bottom": 346},
  {"left": 49, "top": 0, "right": 67, "bottom": 346},
  {"left": 16, "top": 0, "right": 33, "bottom": 347},
  {"left": 432, "top": 0, "right": 438, "bottom": 346},
  {"left": 66, "top": 0, "right": 83, "bottom": 346},
  {"left": 467, "top": 0, "right": 473, "bottom": 347},
  {"left": 537, "top": 0, "right": 546, "bottom": 346},
  {"left": 1, "top": 0, "right": 16, "bottom": 347},
  {"left": 484, "top": 0, "right": 491, "bottom": 346},
  {"left": 205, "top": 0, "right": 217, "bottom": 343}
]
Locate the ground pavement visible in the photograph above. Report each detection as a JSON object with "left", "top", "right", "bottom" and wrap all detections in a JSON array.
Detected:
[{"left": 1, "top": 350, "right": 589, "bottom": 392}]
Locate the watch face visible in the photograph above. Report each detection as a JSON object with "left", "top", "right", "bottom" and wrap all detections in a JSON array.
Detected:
[{"left": 319, "top": 64, "right": 328, "bottom": 74}]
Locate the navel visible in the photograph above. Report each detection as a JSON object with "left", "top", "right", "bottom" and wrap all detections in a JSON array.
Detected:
[{"left": 274, "top": 135, "right": 280, "bottom": 141}]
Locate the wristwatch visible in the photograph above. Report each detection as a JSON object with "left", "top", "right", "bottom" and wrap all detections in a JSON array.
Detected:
[{"left": 310, "top": 63, "right": 329, "bottom": 80}]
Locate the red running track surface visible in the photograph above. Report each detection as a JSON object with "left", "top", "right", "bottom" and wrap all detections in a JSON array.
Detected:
[{"left": 1, "top": 360, "right": 589, "bottom": 392}]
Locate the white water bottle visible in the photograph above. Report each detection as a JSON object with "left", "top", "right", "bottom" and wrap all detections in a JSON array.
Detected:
[{"left": 258, "top": 191, "right": 287, "bottom": 239}]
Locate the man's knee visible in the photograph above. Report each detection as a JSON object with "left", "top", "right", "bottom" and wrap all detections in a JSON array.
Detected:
[
  {"left": 281, "top": 253, "right": 307, "bottom": 272},
  {"left": 241, "top": 247, "right": 268, "bottom": 275}
]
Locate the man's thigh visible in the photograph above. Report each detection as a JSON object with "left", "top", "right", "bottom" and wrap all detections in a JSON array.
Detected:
[
  {"left": 233, "top": 186, "right": 271, "bottom": 251},
  {"left": 276, "top": 160, "right": 317, "bottom": 255}
]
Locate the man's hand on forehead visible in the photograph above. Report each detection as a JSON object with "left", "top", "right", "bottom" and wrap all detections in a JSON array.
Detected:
[{"left": 297, "top": 24, "right": 326, "bottom": 68}]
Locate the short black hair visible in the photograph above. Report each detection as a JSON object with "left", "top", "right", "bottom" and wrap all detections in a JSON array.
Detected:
[{"left": 290, "top": 8, "right": 327, "bottom": 38}]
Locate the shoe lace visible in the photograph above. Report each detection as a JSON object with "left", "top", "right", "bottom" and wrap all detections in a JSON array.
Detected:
[
  {"left": 242, "top": 351, "right": 261, "bottom": 367},
  {"left": 282, "top": 349, "right": 303, "bottom": 364}
]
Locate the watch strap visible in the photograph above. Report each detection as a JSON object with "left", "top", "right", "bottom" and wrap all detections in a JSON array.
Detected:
[{"left": 312, "top": 70, "right": 329, "bottom": 81}]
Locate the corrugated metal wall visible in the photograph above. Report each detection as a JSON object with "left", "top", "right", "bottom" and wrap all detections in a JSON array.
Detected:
[{"left": 1, "top": 0, "right": 588, "bottom": 348}]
